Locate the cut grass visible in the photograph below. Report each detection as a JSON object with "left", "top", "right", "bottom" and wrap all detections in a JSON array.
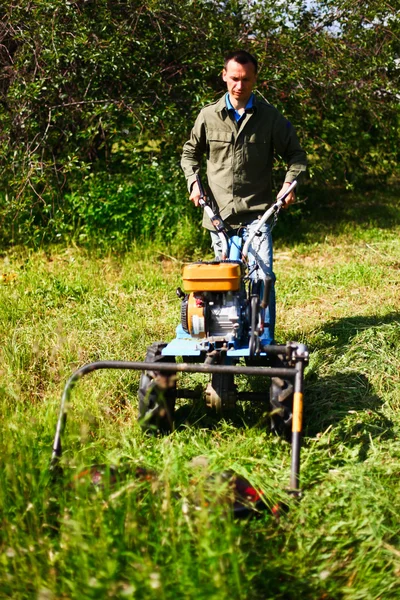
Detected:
[{"left": 0, "top": 188, "right": 399, "bottom": 599}]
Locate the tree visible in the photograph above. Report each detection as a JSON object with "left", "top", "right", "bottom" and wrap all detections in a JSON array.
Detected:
[
  {"left": 0, "top": 0, "right": 398, "bottom": 245},
  {"left": 246, "top": 0, "right": 399, "bottom": 185}
]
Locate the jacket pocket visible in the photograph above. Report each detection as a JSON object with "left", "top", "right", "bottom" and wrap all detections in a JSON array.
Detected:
[
  {"left": 207, "top": 130, "right": 233, "bottom": 164},
  {"left": 244, "top": 134, "right": 269, "bottom": 166}
]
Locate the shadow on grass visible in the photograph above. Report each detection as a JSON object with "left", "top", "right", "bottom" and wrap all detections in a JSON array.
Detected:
[
  {"left": 304, "top": 371, "right": 394, "bottom": 458},
  {"left": 309, "top": 312, "right": 400, "bottom": 349},
  {"left": 233, "top": 561, "right": 334, "bottom": 600},
  {"left": 154, "top": 311, "right": 399, "bottom": 456},
  {"left": 302, "top": 311, "right": 399, "bottom": 458},
  {"left": 176, "top": 311, "right": 398, "bottom": 459},
  {"left": 273, "top": 184, "right": 400, "bottom": 246},
  {"left": 174, "top": 370, "right": 273, "bottom": 432}
]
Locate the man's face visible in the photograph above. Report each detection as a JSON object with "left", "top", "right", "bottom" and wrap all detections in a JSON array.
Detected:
[{"left": 222, "top": 59, "right": 257, "bottom": 106}]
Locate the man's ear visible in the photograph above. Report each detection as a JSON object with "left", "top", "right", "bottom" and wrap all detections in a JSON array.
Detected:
[{"left": 222, "top": 69, "right": 227, "bottom": 82}]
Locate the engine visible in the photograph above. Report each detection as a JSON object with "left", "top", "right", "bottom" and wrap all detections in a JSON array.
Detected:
[{"left": 180, "top": 262, "right": 247, "bottom": 344}]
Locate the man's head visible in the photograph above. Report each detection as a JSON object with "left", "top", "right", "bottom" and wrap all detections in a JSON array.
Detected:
[
  {"left": 223, "top": 50, "right": 258, "bottom": 74},
  {"left": 222, "top": 50, "right": 257, "bottom": 109}
]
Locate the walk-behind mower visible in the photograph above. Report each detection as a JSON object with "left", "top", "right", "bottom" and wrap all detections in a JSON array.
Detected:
[{"left": 51, "top": 178, "right": 308, "bottom": 513}]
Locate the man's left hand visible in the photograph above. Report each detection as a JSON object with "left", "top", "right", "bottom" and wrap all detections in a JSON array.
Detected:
[{"left": 277, "top": 182, "right": 295, "bottom": 206}]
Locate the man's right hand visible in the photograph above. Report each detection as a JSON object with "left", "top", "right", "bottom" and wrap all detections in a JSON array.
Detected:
[
  {"left": 277, "top": 181, "right": 296, "bottom": 207},
  {"left": 190, "top": 181, "right": 201, "bottom": 207}
]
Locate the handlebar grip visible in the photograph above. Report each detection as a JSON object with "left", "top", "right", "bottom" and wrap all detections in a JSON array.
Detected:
[
  {"left": 261, "top": 275, "right": 272, "bottom": 309},
  {"left": 277, "top": 180, "right": 298, "bottom": 204},
  {"left": 195, "top": 174, "right": 206, "bottom": 200}
]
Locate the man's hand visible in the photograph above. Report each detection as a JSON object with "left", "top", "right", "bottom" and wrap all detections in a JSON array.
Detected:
[
  {"left": 190, "top": 181, "right": 201, "bottom": 207},
  {"left": 277, "top": 182, "right": 295, "bottom": 207}
]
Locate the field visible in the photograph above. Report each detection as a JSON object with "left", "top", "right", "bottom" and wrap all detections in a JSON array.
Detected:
[{"left": 0, "top": 188, "right": 399, "bottom": 599}]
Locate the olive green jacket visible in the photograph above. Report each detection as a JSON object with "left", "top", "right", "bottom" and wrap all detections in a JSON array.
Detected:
[{"left": 181, "top": 93, "right": 307, "bottom": 229}]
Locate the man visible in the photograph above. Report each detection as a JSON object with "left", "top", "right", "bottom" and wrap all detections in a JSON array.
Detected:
[{"left": 181, "top": 49, "right": 307, "bottom": 343}]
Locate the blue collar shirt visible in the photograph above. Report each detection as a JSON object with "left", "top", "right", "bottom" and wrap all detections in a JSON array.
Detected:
[{"left": 225, "top": 92, "right": 255, "bottom": 123}]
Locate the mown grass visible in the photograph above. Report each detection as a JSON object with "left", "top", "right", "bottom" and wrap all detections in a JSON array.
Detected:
[{"left": 0, "top": 188, "right": 399, "bottom": 599}]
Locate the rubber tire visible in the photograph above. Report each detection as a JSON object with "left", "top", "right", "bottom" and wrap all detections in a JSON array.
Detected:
[
  {"left": 138, "top": 342, "right": 176, "bottom": 433},
  {"left": 269, "top": 377, "right": 293, "bottom": 441}
]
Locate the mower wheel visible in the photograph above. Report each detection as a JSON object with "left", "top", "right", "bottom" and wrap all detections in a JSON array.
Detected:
[
  {"left": 138, "top": 342, "right": 176, "bottom": 433},
  {"left": 270, "top": 377, "right": 293, "bottom": 441}
]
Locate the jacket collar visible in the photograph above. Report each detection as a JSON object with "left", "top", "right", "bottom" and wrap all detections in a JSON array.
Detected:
[{"left": 215, "top": 95, "right": 228, "bottom": 113}]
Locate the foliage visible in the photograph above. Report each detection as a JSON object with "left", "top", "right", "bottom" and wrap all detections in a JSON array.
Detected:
[
  {"left": 0, "top": 0, "right": 238, "bottom": 244},
  {"left": 0, "top": 0, "right": 399, "bottom": 246},
  {"left": 247, "top": 0, "right": 400, "bottom": 185}
]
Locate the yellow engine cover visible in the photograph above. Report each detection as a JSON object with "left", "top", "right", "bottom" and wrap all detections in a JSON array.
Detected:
[{"left": 182, "top": 262, "right": 241, "bottom": 292}]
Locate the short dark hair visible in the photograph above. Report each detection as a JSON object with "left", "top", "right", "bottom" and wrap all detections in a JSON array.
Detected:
[{"left": 224, "top": 50, "right": 258, "bottom": 74}]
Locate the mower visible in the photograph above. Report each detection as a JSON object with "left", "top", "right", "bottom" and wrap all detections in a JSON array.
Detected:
[
  {"left": 51, "top": 178, "right": 308, "bottom": 510},
  {"left": 136, "top": 176, "right": 308, "bottom": 492}
]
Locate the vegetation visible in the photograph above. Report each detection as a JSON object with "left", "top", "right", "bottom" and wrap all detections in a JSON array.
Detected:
[
  {"left": 1, "top": 188, "right": 399, "bottom": 599},
  {"left": 1, "top": 0, "right": 399, "bottom": 246},
  {"left": 0, "top": 1, "right": 399, "bottom": 597}
]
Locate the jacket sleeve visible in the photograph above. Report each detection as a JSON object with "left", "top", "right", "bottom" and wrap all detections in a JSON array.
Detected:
[
  {"left": 180, "top": 111, "right": 207, "bottom": 192},
  {"left": 272, "top": 111, "right": 307, "bottom": 184}
]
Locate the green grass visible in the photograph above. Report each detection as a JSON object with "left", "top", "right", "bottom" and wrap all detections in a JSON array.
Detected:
[{"left": 0, "top": 188, "right": 399, "bottom": 599}]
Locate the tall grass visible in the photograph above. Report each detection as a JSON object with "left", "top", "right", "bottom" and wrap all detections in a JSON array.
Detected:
[{"left": 0, "top": 188, "right": 399, "bottom": 599}]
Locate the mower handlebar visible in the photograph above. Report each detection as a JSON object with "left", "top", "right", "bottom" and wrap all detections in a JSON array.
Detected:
[
  {"left": 195, "top": 174, "right": 229, "bottom": 258},
  {"left": 242, "top": 180, "right": 297, "bottom": 258}
]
